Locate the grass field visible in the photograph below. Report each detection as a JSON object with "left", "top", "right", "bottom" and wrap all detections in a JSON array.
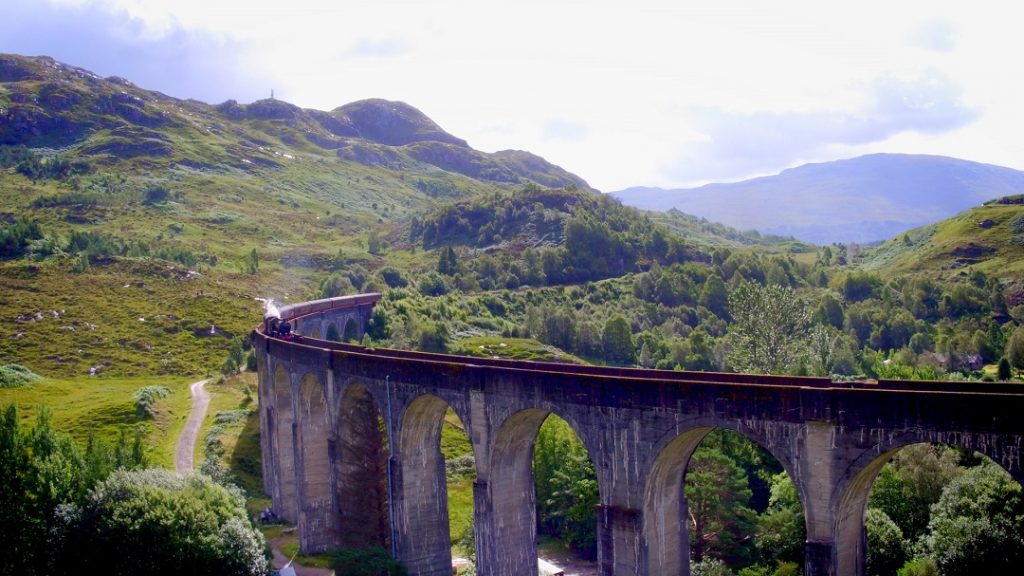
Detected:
[
  {"left": 455, "top": 336, "right": 583, "bottom": 364},
  {"left": 0, "top": 373, "right": 193, "bottom": 467},
  {"left": 201, "top": 370, "right": 265, "bottom": 494}
]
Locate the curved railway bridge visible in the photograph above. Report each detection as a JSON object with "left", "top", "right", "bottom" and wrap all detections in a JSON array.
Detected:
[{"left": 255, "top": 294, "right": 1024, "bottom": 576}]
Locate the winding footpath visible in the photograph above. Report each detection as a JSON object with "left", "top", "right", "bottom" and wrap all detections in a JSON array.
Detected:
[{"left": 174, "top": 378, "right": 210, "bottom": 474}]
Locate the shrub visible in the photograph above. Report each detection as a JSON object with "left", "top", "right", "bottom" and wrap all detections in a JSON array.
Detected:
[
  {"left": 445, "top": 453, "right": 476, "bottom": 481},
  {"left": 417, "top": 272, "right": 448, "bottom": 297},
  {"left": 0, "top": 363, "right": 41, "bottom": 388},
  {"left": 691, "top": 558, "right": 736, "bottom": 576},
  {"left": 133, "top": 386, "right": 171, "bottom": 418},
  {"left": 72, "top": 469, "right": 268, "bottom": 576},
  {"left": 143, "top": 183, "right": 170, "bottom": 204},
  {"left": 379, "top": 266, "right": 408, "bottom": 288},
  {"left": 0, "top": 219, "right": 44, "bottom": 259},
  {"left": 897, "top": 557, "right": 938, "bottom": 576}
]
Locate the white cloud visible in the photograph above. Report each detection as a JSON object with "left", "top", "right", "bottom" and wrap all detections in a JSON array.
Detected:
[
  {"left": 542, "top": 120, "right": 589, "bottom": 142},
  {"left": 348, "top": 38, "right": 411, "bottom": 59},
  {"left": 8, "top": 0, "right": 1024, "bottom": 190},
  {"left": 911, "top": 19, "right": 956, "bottom": 53},
  {"left": 660, "top": 70, "right": 980, "bottom": 184}
]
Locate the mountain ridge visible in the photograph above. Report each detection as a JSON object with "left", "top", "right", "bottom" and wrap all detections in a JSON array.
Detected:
[
  {"left": 612, "top": 153, "right": 1024, "bottom": 244},
  {"left": 0, "top": 53, "right": 590, "bottom": 191}
]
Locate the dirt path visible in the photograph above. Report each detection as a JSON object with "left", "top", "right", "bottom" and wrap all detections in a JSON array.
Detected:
[
  {"left": 269, "top": 539, "right": 334, "bottom": 576},
  {"left": 175, "top": 378, "right": 210, "bottom": 474}
]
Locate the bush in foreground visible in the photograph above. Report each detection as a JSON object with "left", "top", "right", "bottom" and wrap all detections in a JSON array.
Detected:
[{"left": 70, "top": 469, "right": 268, "bottom": 576}]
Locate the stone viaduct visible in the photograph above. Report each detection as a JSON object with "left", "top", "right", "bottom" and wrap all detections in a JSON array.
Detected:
[{"left": 255, "top": 294, "right": 1024, "bottom": 576}]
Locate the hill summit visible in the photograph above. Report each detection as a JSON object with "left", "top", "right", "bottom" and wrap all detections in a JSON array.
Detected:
[
  {"left": 613, "top": 154, "right": 1024, "bottom": 244},
  {"left": 0, "top": 53, "right": 589, "bottom": 191}
]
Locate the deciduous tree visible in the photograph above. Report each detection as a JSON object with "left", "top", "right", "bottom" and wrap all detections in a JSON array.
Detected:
[{"left": 726, "top": 282, "right": 809, "bottom": 374}]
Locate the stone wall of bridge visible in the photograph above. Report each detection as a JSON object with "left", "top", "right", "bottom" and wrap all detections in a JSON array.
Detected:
[{"left": 256, "top": 295, "right": 1024, "bottom": 576}]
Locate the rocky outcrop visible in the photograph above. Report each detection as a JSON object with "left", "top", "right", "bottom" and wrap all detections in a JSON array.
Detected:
[
  {"left": 0, "top": 54, "right": 43, "bottom": 82},
  {"left": 332, "top": 99, "right": 468, "bottom": 147}
]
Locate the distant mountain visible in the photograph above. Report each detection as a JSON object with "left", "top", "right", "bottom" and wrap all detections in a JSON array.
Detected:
[{"left": 612, "top": 154, "right": 1024, "bottom": 245}]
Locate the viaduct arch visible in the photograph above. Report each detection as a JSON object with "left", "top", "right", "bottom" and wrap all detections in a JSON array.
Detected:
[{"left": 256, "top": 294, "right": 1024, "bottom": 576}]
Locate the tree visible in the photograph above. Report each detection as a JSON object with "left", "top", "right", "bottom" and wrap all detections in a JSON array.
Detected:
[
  {"left": 726, "top": 282, "right": 810, "bottom": 374},
  {"left": 602, "top": 315, "right": 635, "bottom": 365},
  {"left": 807, "top": 324, "right": 839, "bottom": 376},
  {"left": 318, "top": 273, "right": 356, "bottom": 298},
  {"left": 756, "top": 472, "right": 805, "bottom": 567},
  {"left": 367, "top": 230, "right": 385, "bottom": 255},
  {"left": 869, "top": 444, "right": 962, "bottom": 541},
  {"left": 834, "top": 271, "right": 881, "bottom": 302},
  {"left": 534, "top": 417, "right": 598, "bottom": 559},
  {"left": 417, "top": 272, "right": 448, "bottom": 297},
  {"left": 0, "top": 405, "right": 147, "bottom": 576},
  {"left": 686, "top": 447, "right": 758, "bottom": 565},
  {"left": 437, "top": 246, "right": 459, "bottom": 276},
  {"left": 998, "top": 357, "right": 1013, "bottom": 380},
  {"left": 924, "top": 461, "right": 1024, "bottom": 576},
  {"left": 242, "top": 248, "right": 259, "bottom": 275},
  {"left": 813, "top": 293, "right": 845, "bottom": 329},
  {"left": 865, "top": 508, "right": 908, "bottom": 576},
  {"left": 221, "top": 337, "right": 245, "bottom": 376},
  {"left": 700, "top": 273, "right": 730, "bottom": 320},
  {"left": 416, "top": 320, "right": 449, "bottom": 353},
  {"left": 1006, "top": 325, "right": 1024, "bottom": 369},
  {"left": 691, "top": 558, "right": 737, "bottom": 576},
  {"left": 896, "top": 557, "right": 938, "bottom": 576}
]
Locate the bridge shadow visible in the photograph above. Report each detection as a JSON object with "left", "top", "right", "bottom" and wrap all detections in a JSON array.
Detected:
[{"left": 229, "top": 409, "right": 264, "bottom": 495}]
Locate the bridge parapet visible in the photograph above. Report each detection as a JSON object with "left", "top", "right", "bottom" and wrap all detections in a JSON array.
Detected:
[{"left": 255, "top": 294, "right": 1024, "bottom": 576}]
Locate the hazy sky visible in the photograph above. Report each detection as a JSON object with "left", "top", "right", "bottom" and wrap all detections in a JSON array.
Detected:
[{"left": 3, "top": 0, "right": 1022, "bottom": 191}]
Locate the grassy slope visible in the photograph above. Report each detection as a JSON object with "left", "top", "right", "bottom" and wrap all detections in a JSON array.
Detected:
[
  {"left": 860, "top": 202, "right": 1024, "bottom": 279},
  {"left": 0, "top": 52, "right": 579, "bottom": 378},
  {"left": 0, "top": 256, "right": 264, "bottom": 377},
  {"left": 0, "top": 374, "right": 192, "bottom": 467},
  {"left": 455, "top": 336, "right": 585, "bottom": 364}
]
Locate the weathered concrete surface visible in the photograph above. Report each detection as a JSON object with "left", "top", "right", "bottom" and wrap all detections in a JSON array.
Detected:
[{"left": 258, "top": 294, "right": 1024, "bottom": 576}]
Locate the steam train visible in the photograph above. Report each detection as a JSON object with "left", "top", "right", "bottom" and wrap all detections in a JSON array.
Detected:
[{"left": 263, "top": 316, "right": 300, "bottom": 341}]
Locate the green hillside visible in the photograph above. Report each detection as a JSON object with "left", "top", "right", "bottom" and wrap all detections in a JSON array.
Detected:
[
  {"left": 860, "top": 196, "right": 1024, "bottom": 279},
  {"left": 3, "top": 51, "right": 1023, "bottom": 388},
  {"left": 0, "top": 51, "right": 789, "bottom": 383}
]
